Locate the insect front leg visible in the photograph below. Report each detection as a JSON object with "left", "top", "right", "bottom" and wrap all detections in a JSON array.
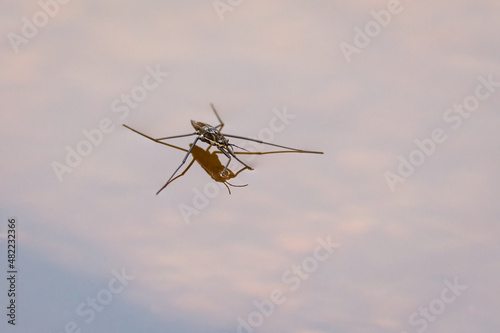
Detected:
[
  {"left": 220, "top": 146, "right": 254, "bottom": 174},
  {"left": 156, "top": 136, "right": 200, "bottom": 195},
  {"left": 219, "top": 148, "right": 233, "bottom": 176}
]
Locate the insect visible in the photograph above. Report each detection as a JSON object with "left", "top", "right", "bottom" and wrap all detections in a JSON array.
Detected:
[
  {"left": 124, "top": 104, "right": 323, "bottom": 194},
  {"left": 123, "top": 122, "right": 249, "bottom": 194}
]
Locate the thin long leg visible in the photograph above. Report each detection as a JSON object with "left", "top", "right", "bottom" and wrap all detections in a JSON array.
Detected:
[
  {"left": 123, "top": 124, "right": 189, "bottom": 152},
  {"left": 210, "top": 149, "right": 322, "bottom": 155},
  {"left": 156, "top": 132, "right": 197, "bottom": 141},
  {"left": 210, "top": 103, "right": 224, "bottom": 130},
  {"left": 156, "top": 136, "right": 200, "bottom": 195},
  {"left": 165, "top": 157, "right": 196, "bottom": 187},
  {"left": 219, "top": 149, "right": 233, "bottom": 176},
  {"left": 219, "top": 147, "right": 255, "bottom": 175},
  {"left": 221, "top": 133, "right": 324, "bottom": 154},
  {"left": 219, "top": 147, "right": 254, "bottom": 173},
  {"left": 229, "top": 151, "right": 254, "bottom": 170},
  {"left": 221, "top": 150, "right": 321, "bottom": 155}
]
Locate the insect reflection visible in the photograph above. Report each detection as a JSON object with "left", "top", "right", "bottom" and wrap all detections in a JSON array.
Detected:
[{"left": 169, "top": 144, "right": 249, "bottom": 194}]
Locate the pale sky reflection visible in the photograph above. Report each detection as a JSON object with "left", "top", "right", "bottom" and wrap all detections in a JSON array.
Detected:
[{"left": 1, "top": 1, "right": 500, "bottom": 332}]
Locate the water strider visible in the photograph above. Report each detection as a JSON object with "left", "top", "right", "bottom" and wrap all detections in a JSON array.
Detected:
[{"left": 124, "top": 104, "right": 323, "bottom": 194}]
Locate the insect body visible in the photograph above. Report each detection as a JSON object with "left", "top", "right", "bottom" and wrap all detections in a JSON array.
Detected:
[
  {"left": 190, "top": 120, "right": 253, "bottom": 176},
  {"left": 124, "top": 104, "right": 323, "bottom": 195}
]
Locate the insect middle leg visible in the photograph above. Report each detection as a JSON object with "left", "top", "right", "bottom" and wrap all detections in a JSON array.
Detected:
[{"left": 156, "top": 132, "right": 197, "bottom": 141}]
